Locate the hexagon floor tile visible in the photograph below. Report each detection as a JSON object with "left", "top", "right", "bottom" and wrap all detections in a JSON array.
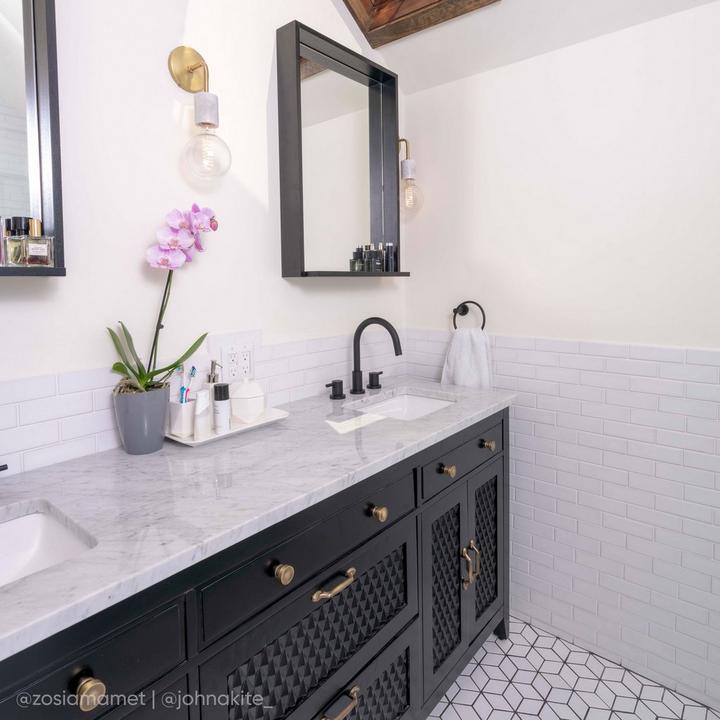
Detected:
[{"left": 428, "top": 619, "right": 720, "bottom": 720}]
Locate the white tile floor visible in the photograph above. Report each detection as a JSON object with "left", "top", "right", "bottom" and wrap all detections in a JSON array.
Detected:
[{"left": 429, "top": 619, "right": 720, "bottom": 720}]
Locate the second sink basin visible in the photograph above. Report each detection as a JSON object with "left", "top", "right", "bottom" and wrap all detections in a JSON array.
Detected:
[
  {"left": 0, "top": 501, "right": 96, "bottom": 588},
  {"left": 355, "top": 393, "right": 454, "bottom": 421}
]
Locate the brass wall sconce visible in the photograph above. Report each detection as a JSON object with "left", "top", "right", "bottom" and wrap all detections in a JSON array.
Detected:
[{"left": 168, "top": 46, "right": 232, "bottom": 178}]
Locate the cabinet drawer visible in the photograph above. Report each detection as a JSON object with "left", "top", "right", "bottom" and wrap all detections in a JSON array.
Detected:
[
  {"left": 2, "top": 601, "right": 185, "bottom": 719},
  {"left": 312, "top": 623, "right": 420, "bottom": 720},
  {"left": 421, "top": 422, "right": 502, "bottom": 500},
  {"left": 199, "top": 472, "right": 414, "bottom": 645},
  {"left": 106, "top": 676, "right": 190, "bottom": 720},
  {"left": 198, "top": 516, "right": 418, "bottom": 719}
]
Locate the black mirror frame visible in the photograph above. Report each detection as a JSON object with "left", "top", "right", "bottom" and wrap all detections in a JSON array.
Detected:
[
  {"left": 277, "top": 21, "right": 405, "bottom": 278},
  {"left": 1, "top": 0, "right": 64, "bottom": 276}
]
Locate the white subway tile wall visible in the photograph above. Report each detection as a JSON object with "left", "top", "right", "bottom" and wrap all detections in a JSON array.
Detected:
[
  {"left": 0, "top": 328, "right": 406, "bottom": 478},
  {"left": 404, "top": 329, "right": 720, "bottom": 710}
]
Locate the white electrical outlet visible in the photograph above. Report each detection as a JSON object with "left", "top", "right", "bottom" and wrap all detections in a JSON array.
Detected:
[
  {"left": 240, "top": 349, "right": 253, "bottom": 379},
  {"left": 207, "top": 331, "right": 259, "bottom": 383}
]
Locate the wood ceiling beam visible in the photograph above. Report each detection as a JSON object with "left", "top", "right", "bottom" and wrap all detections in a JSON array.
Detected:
[{"left": 343, "top": 0, "right": 501, "bottom": 48}]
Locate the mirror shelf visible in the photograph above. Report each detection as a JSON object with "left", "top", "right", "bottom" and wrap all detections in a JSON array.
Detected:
[
  {"left": 0, "top": 266, "right": 65, "bottom": 277},
  {"left": 301, "top": 271, "right": 410, "bottom": 277}
]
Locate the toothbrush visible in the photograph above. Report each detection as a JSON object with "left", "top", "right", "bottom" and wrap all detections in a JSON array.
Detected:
[{"left": 184, "top": 366, "right": 197, "bottom": 403}]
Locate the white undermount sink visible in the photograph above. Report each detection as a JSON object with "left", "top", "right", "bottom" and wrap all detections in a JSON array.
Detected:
[
  {"left": 355, "top": 393, "right": 454, "bottom": 421},
  {"left": 0, "top": 501, "right": 96, "bottom": 588}
]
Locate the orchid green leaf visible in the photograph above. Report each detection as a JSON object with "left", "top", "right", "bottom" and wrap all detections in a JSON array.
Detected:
[
  {"left": 111, "top": 361, "right": 130, "bottom": 377},
  {"left": 119, "top": 322, "right": 146, "bottom": 377},
  {"left": 148, "top": 333, "right": 208, "bottom": 379},
  {"left": 107, "top": 327, "right": 143, "bottom": 384}
]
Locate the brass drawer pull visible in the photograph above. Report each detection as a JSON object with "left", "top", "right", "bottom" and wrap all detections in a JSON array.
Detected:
[
  {"left": 76, "top": 676, "right": 107, "bottom": 713},
  {"left": 274, "top": 563, "right": 295, "bottom": 586},
  {"left": 312, "top": 568, "right": 357, "bottom": 603},
  {"left": 480, "top": 439, "right": 496, "bottom": 452},
  {"left": 321, "top": 686, "right": 360, "bottom": 720},
  {"left": 370, "top": 505, "right": 389, "bottom": 523},
  {"left": 439, "top": 463, "right": 457, "bottom": 479}
]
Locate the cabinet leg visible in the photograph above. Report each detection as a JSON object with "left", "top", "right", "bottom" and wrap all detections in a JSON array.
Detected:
[{"left": 495, "top": 610, "right": 509, "bottom": 640}]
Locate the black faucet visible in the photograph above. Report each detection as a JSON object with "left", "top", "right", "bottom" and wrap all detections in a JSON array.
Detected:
[{"left": 351, "top": 317, "right": 403, "bottom": 394}]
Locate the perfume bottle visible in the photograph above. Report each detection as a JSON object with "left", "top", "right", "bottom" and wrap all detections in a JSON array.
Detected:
[
  {"left": 1, "top": 218, "right": 9, "bottom": 266},
  {"left": 3, "top": 217, "right": 28, "bottom": 267},
  {"left": 25, "top": 218, "right": 54, "bottom": 267}
]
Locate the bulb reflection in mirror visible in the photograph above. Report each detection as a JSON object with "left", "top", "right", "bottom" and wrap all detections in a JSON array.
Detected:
[{"left": 184, "top": 127, "right": 232, "bottom": 178}]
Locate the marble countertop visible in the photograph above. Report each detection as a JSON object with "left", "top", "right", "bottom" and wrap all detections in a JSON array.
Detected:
[{"left": 0, "top": 377, "right": 513, "bottom": 662}]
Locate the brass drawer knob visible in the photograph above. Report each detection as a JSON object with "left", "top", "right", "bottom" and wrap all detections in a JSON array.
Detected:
[
  {"left": 370, "top": 505, "right": 389, "bottom": 523},
  {"left": 480, "top": 439, "right": 496, "bottom": 452},
  {"left": 274, "top": 563, "right": 295, "bottom": 586},
  {"left": 439, "top": 463, "right": 457, "bottom": 479},
  {"left": 76, "top": 676, "right": 106, "bottom": 713}
]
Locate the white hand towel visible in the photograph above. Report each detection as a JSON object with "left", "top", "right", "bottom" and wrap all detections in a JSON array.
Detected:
[{"left": 441, "top": 327, "right": 493, "bottom": 389}]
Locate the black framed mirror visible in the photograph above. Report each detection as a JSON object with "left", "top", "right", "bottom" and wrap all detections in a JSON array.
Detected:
[
  {"left": 277, "top": 21, "right": 407, "bottom": 278},
  {"left": 0, "top": 0, "right": 63, "bottom": 276}
]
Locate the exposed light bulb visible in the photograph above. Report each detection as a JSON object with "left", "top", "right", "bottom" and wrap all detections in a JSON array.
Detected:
[
  {"left": 184, "top": 92, "right": 232, "bottom": 179},
  {"left": 184, "top": 127, "right": 232, "bottom": 178},
  {"left": 403, "top": 177, "right": 419, "bottom": 208},
  {"left": 400, "top": 157, "right": 422, "bottom": 218}
]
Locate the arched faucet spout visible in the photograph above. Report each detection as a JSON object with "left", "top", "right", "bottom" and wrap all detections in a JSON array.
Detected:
[{"left": 350, "top": 317, "right": 403, "bottom": 395}]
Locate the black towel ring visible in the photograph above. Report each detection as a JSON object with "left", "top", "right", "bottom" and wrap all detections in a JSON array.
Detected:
[{"left": 452, "top": 301, "right": 486, "bottom": 330}]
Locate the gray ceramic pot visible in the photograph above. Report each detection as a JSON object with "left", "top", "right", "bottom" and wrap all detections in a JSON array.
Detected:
[{"left": 113, "top": 385, "right": 169, "bottom": 455}]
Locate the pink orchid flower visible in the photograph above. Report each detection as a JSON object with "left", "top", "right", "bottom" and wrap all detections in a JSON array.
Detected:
[
  {"left": 146, "top": 244, "right": 186, "bottom": 269},
  {"left": 188, "top": 204, "right": 219, "bottom": 251},
  {"left": 156, "top": 225, "right": 194, "bottom": 251},
  {"left": 146, "top": 204, "right": 218, "bottom": 269},
  {"left": 166, "top": 209, "right": 191, "bottom": 231}
]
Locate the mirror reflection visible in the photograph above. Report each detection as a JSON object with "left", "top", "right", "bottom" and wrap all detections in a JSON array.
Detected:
[
  {"left": 301, "top": 56, "right": 370, "bottom": 272},
  {"left": 0, "top": 0, "right": 31, "bottom": 219}
]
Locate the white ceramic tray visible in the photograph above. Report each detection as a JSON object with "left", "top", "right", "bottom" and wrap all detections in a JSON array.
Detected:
[{"left": 165, "top": 407, "right": 289, "bottom": 447}]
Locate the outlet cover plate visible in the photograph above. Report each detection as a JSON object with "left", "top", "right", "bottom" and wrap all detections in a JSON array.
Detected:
[{"left": 207, "top": 331, "right": 261, "bottom": 383}]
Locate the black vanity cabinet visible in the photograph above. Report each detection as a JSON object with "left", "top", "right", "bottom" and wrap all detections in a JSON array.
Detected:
[{"left": 0, "top": 410, "right": 508, "bottom": 720}]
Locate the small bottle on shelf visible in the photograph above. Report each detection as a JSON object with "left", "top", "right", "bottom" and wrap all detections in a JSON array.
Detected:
[
  {"left": 363, "top": 244, "right": 373, "bottom": 272},
  {"left": 3, "top": 217, "right": 28, "bottom": 267},
  {"left": 385, "top": 242, "right": 396, "bottom": 272},
  {"left": 374, "top": 243, "right": 385, "bottom": 272},
  {"left": 25, "top": 218, "right": 54, "bottom": 267}
]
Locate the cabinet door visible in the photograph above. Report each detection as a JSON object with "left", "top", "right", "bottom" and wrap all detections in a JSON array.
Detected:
[
  {"left": 420, "top": 484, "right": 468, "bottom": 702},
  {"left": 465, "top": 458, "right": 504, "bottom": 642},
  {"left": 199, "top": 516, "right": 417, "bottom": 719}
]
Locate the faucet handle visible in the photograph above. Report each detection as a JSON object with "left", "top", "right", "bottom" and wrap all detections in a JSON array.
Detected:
[
  {"left": 367, "top": 371, "right": 384, "bottom": 390},
  {"left": 326, "top": 380, "right": 346, "bottom": 400}
]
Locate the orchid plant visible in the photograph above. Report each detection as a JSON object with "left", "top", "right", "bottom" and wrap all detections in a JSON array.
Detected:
[{"left": 108, "top": 204, "right": 218, "bottom": 393}]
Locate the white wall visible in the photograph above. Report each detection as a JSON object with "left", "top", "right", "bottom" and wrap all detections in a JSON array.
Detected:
[
  {"left": 0, "top": 0, "right": 406, "bottom": 380},
  {"left": 401, "top": 5, "right": 720, "bottom": 709},
  {"left": 403, "top": 2, "right": 720, "bottom": 349}
]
